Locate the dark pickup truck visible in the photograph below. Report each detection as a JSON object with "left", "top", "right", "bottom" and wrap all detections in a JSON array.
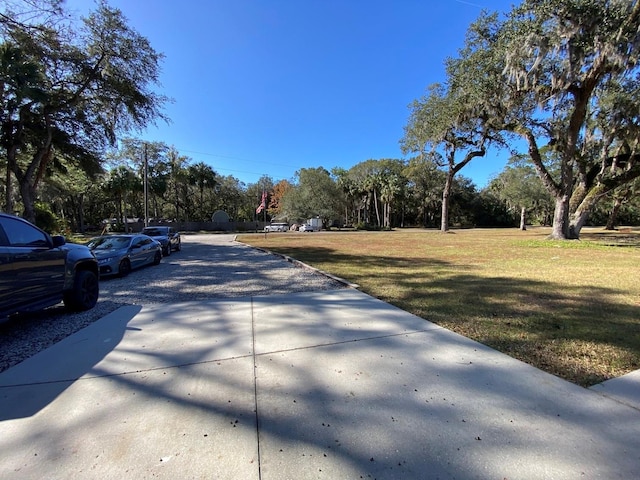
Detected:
[{"left": 0, "top": 213, "right": 99, "bottom": 320}]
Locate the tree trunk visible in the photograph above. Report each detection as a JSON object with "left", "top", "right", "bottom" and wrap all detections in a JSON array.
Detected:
[
  {"left": 383, "top": 202, "right": 390, "bottom": 228},
  {"left": 548, "top": 194, "right": 571, "bottom": 240},
  {"left": 521, "top": 129, "right": 575, "bottom": 240},
  {"left": 117, "top": 193, "right": 123, "bottom": 232},
  {"left": 7, "top": 122, "right": 54, "bottom": 224},
  {"left": 78, "top": 193, "right": 85, "bottom": 233},
  {"left": 4, "top": 165, "right": 13, "bottom": 214},
  {"left": 373, "top": 188, "right": 381, "bottom": 227},
  {"left": 18, "top": 179, "right": 37, "bottom": 224},
  {"left": 519, "top": 206, "right": 527, "bottom": 230},
  {"left": 570, "top": 209, "right": 589, "bottom": 238},
  {"left": 605, "top": 197, "right": 624, "bottom": 230},
  {"left": 441, "top": 171, "right": 453, "bottom": 232},
  {"left": 387, "top": 202, "right": 391, "bottom": 228},
  {"left": 4, "top": 141, "right": 21, "bottom": 214},
  {"left": 439, "top": 146, "right": 484, "bottom": 233},
  {"left": 569, "top": 184, "right": 608, "bottom": 238}
]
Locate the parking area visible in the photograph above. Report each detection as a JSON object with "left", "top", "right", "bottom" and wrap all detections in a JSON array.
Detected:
[
  {"left": 0, "top": 234, "right": 344, "bottom": 373},
  {"left": 0, "top": 235, "right": 639, "bottom": 479}
]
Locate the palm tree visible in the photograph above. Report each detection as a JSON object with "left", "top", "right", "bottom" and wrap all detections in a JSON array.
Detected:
[
  {"left": 105, "top": 166, "right": 139, "bottom": 231},
  {"left": 379, "top": 173, "right": 402, "bottom": 228},
  {"left": 167, "top": 148, "right": 190, "bottom": 221},
  {"left": 187, "top": 162, "right": 217, "bottom": 220}
]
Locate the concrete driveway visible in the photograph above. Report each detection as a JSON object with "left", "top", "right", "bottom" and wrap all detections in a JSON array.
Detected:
[{"left": 0, "top": 237, "right": 639, "bottom": 479}]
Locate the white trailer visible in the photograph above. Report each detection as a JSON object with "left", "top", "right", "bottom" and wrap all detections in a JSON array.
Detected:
[{"left": 305, "top": 218, "right": 322, "bottom": 231}]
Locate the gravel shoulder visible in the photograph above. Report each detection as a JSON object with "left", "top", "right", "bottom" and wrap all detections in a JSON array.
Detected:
[{"left": 0, "top": 234, "right": 346, "bottom": 373}]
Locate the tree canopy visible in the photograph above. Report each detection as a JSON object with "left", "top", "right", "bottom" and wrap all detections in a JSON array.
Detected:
[
  {"left": 490, "top": 155, "right": 554, "bottom": 229},
  {"left": 402, "top": 0, "right": 640, "bottom": 238},
  {"left": 1, "top": 0, "right": 167, "bottom": 222},
  {"left": 491, "top": 0, "right": 640, "bottom": 238},
  {"left": 279, "top": 167, "right": 343, "bottom": 226},
  {"left": 401, "top": 12, "right": 509, "bottom": 232}
]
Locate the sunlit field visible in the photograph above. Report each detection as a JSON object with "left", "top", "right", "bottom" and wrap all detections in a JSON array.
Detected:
[{"left": 239, "top": 227, "right": 640, "bottom": 387}]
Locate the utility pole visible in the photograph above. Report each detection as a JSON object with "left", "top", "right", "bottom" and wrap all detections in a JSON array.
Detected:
[{"left": 144, "top": 143, "right": 149, "bottom": 227}]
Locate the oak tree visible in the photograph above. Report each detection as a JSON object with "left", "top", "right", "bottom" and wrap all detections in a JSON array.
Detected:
[
  {"left": 1, "top": 1, "right": 167, "bottom": 222},
  {"left": 497, "top": 0, "right": 640, "bottom": 238}
]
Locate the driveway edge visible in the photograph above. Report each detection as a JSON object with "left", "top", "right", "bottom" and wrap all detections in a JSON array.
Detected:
[{"left": 235, "top": 240, "right": 360, "bottom": 289}]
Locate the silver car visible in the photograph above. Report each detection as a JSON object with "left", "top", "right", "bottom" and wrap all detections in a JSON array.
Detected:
[
  {"left": 87, "top": 234, "right": 162, "bottom": 277},
  {"left": 264, "top": 222, "right": 289, "bottom": 232}
]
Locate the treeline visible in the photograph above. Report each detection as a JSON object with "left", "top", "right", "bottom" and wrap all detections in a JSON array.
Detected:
[
  {"left": 3, "top": 135, "right": 639, "bottom": 233},
  {"left": 266, "top": 158, "right": 640, "bottom": 231},
  {"left": 18, "top": 139, "right": 274, "bottom": 232}
]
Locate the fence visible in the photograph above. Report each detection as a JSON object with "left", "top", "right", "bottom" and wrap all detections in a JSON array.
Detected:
[{"left": 120, "top": 220, "right": 268, "bottom": 233}]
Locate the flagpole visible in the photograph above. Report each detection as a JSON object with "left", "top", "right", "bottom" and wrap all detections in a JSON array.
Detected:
[{"left": 255, "top": 189, "right": 267, "bottom": 232}]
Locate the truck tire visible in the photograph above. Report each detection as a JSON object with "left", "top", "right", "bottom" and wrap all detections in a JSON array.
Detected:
[{"left": 63, "top": 270, "right": 99, "bottom": 311}]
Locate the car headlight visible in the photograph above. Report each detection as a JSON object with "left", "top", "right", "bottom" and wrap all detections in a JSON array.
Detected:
[{"left": 98, "top": 257, "right": 115, "bottom": 265}]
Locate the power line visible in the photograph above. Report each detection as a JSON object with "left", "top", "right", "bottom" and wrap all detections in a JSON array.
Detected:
[
  {"left": 452, "top": 0, "right": 488, "bottom": 8},
  {"left": 174, "top": 148, "right": 305, "bottom": 181},
  {"left": 179, "top": 148, "right": 302, "bottom": 171}
]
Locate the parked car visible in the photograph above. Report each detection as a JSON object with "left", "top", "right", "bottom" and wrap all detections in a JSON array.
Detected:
[
  {"left": 264, "top": 222, "right": 289, "bottom": 232},
  {"left": 141, "top": 226, "right": 181, "bottom": 256},
  {"left": 87, "top": 234, "right": 162, "bottom": 277},
  {"left": 299, "top": 224, "right": 317, "bottom": 232},
  {"left": 0, "top": 213, "right": 99, "bottom": 320}
]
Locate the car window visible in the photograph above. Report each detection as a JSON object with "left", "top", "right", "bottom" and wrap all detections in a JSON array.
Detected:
[
  {"left": 143, "top": 228, "right": 164, "bottom": 236},
  {"left": 0, "top": 216, "right": 50, "bottom": 247},
  {"left": 0, "top": 224, "right": 8, "bottom": 246},
  {"left": 89, "top": 236, "right": 131, "bottom": 250}
]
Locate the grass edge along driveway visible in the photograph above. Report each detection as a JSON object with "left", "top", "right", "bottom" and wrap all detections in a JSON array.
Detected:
[{"left": 239, "top": 227, "right": 640, "bottom": 387}]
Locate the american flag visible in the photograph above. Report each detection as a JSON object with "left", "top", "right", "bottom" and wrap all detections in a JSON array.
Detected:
[{"left": 256, "top": 190, "right": 267, "bottom": 214}]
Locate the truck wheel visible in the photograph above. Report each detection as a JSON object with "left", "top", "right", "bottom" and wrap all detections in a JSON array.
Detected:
[{"left": 63, "top": 270, "right": 99, "bottom": 311}]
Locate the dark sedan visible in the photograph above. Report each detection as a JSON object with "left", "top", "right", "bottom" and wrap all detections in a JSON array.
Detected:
[
  {"left": 87, "top": 234, "right": 162, "bottom": 277},
  {"left": 141, "top": 226, "right": 181, "bottom": 256}
]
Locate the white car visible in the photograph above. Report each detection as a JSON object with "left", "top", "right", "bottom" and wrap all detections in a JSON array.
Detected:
[
  {"left": 264, "top": 222, "right": 289, "bottom": 232},
  {"left": 299, "top": 224, "right": 316, "bottom": 232}
]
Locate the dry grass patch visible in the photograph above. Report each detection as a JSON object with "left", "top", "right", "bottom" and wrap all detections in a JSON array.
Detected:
[{"left": 239, "top": 227, "right": 640, "bottom": 386}]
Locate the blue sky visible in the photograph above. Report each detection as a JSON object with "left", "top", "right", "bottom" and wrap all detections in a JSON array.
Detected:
[{"left": 68, "top": 0, "right": 517, "bottom": 188}]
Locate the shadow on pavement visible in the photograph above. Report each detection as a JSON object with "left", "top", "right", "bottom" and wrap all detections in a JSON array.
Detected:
[{"left": 0, "top": 305, "right": 141, "bottom": 421}]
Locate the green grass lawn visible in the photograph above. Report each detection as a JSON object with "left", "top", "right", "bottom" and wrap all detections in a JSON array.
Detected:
[{"left": 238, "top": 227, "right": 640, "bottom": 387}]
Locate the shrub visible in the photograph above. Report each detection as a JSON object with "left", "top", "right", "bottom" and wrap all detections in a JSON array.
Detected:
[{"left": 34, "top": 202, "right": 68, "bottom": 234}]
